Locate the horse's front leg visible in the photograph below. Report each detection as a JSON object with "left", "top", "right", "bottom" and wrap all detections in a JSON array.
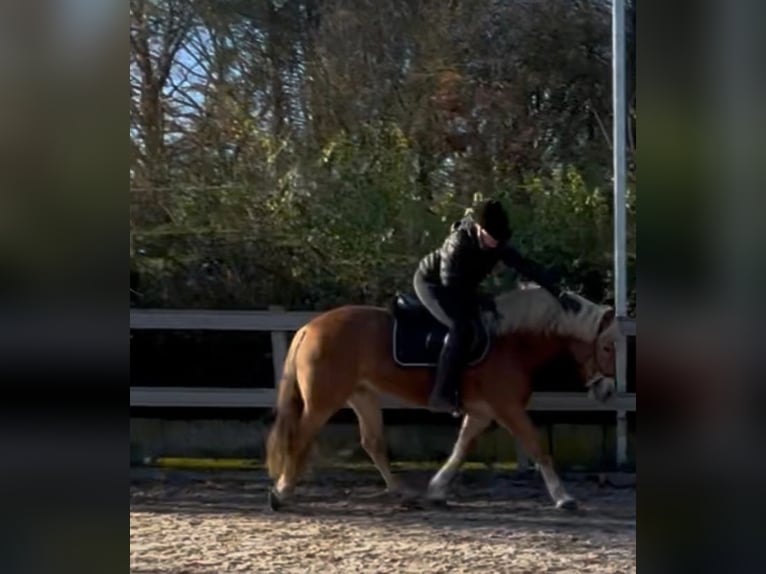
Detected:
[
  {"left": 427, "top": 414, "right": 491, "bottom": 501},
  {"left": 494, "top": 404, "right": 577, "bottom": 510}
]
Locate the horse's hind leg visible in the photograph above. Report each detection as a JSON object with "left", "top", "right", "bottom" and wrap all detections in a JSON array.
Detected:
[
  {"left": 347, "top": 389, "right": 406, "bottom": 495},
  {"left": 273, "top": 407, "right": 334, "bottom": 504},
  {"left": 493, "top": 403, "right": 577, "bottom": 510},
  {"left": 427, "top": 414, "right": 491, "bottom": 501}
]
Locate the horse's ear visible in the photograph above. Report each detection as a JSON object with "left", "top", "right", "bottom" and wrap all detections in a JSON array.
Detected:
[{"left": 598, "top": 308, "right": 615, "bottom": 333}]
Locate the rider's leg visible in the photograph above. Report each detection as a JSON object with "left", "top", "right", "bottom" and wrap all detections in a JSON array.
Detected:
[
  {"left": 429, "top": 315, "right": 471, "bottom": 414},
  {"left": 413, "top": 272, "right": 473, "bottom": 415},
  {"left": 413, "top": 271, "right": 453, "bottom": 327}
]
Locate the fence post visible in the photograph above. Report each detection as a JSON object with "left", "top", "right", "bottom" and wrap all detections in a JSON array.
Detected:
[
  {"left": 615, "top": 334, "right": 628, "bottom": 467},
  {"left": 269, "top": 305, "right": 288, "bottom": 390}
]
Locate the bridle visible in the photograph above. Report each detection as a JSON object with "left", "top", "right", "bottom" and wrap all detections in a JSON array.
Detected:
[{"left": 585, "top": 313, "right": 618, "bottom": 388}]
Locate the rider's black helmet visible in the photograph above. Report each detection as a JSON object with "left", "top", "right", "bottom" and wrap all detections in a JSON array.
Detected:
[{"left": 477, "top": 199, "right": 511, "bottom": 243}]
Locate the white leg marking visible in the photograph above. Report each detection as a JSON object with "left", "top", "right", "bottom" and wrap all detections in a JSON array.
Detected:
[
  {"left": 427, "top": 415, "right": 491, "bottom": 500},
  {"left": 539, "top": 462, "right": 575, "bottom": 507}
]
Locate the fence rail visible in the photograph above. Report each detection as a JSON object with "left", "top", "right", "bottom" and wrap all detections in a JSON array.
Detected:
[
  {"left": 129, "top": 307, "right": 635, "bottom": 402},
  {"left": 130, "top": 386, "right": 636, "bottom": 412},
  {"left": 130, "top": 308, "right": 636, "bottom": 336},
  {"left": 130, "top": 307, "right": 635, "bottom": 466},
  {"left": 130, "top": 308, "right": 319, "bottom": 331}
]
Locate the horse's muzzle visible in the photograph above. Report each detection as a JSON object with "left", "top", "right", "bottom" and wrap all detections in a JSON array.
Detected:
[{"left": 587, "top": 376, "right": 616, "bottom": 403}]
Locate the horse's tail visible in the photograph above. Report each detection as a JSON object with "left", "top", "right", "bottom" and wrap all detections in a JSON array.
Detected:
[{"left": 266, "top": 326, "right": 307, "bottom": 480}]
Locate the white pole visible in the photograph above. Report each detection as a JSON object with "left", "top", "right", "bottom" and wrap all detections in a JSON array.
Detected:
[{"left": 612, "top": 0, "right": 628, "bottom": 468}]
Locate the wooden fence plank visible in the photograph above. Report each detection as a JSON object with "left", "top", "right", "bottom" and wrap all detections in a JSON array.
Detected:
[
  {"left": 130, "top": 309, "right": 635, "bottom": 337},
  {"left": 130, "top": 387, "right": 636, "bottom": 411},
  {"left": 130, "top": 309, "right": 319, "bottom": 331}
]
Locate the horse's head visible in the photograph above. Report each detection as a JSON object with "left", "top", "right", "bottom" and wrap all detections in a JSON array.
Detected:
[
  {"left": 568, "top": 302, "right": 619, "bottom": 403},
  {"left": 493, "top": 286, "right": 621, "bottom": 403}
]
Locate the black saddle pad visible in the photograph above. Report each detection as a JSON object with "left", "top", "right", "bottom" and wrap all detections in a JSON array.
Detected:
[{"left": 390, "top": 292, "right": 491, "bottom": 368}]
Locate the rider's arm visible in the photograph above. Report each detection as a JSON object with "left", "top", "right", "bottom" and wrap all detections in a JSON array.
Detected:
[
  {"left": 439, "top": 228, "right": 472, "bottom": 290},
  {"left": 500, "top": 243, "right": 561, "bottom": 297}
]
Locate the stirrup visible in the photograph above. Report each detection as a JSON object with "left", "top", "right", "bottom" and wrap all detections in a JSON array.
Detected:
[
  {"left": 449, "top": 395, "right": 463, "bottom": 418},
  {"left": 432, "top": 404, "right": 463, "bottom": 418},
  {"left": 427, "top": 392, "right": 463, "bottom": 418}
]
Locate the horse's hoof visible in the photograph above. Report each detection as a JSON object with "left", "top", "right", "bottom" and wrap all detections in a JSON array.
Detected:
[
  {"left": 268, "top": 488, "right": 283, "bottom": 512},
  {"left": 556, "top": 497, "right": 578, "bottom": 511}
]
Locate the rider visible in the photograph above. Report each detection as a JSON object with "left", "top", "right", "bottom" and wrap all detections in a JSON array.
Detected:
[{"left": 414, "top": 198, "right": 582, "bottom": 416}]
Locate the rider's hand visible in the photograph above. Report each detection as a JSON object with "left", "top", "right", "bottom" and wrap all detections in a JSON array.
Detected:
[{"left": 558, "top": 292, "right": 581, "bottom": 313}]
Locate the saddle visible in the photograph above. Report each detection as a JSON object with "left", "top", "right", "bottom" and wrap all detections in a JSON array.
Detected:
[{"left": 389, "top": 292, "right": 494, "bottom": 368}]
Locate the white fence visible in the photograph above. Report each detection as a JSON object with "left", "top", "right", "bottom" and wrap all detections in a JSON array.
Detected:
[{"left": 130, "top": 307, "right": 635, "bottom": 465}]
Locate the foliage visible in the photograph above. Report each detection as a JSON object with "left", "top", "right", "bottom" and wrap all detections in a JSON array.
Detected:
[{"left": 130, "top": 0, "right": 636, "bottom": 313}]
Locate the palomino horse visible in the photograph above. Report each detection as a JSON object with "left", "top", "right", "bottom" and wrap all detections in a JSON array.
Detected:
[{"left": 266, "top": 286, "right": 619, "bottom": 511}]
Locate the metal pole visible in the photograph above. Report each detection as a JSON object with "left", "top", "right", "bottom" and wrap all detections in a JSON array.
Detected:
[{"left": 612, "top": 0, "right": 628, "bottom": 468}]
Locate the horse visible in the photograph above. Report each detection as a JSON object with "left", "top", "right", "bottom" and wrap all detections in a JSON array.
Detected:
[{"left": 265, "top": 285, "right": 619, "bottom": 511}]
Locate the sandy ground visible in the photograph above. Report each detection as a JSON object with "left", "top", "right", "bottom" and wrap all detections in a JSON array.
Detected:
[{"left": 131, "top": 468, "right": 635, "bottom": 574}]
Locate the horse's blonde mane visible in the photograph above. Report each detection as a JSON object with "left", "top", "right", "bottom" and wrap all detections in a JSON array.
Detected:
[{"left": 491, "top": 284, "right": 612, "bottom": 342}]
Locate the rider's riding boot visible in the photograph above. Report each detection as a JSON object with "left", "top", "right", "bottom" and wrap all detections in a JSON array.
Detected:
[{"left": 428, "top": 334, "right": 465, "bottom": 417}]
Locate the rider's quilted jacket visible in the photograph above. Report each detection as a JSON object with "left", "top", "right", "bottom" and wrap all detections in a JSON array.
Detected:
[{"left": 416, "top": 216, "right": 561, "bottom": 298}]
